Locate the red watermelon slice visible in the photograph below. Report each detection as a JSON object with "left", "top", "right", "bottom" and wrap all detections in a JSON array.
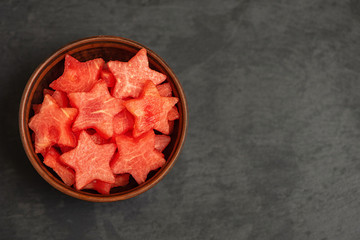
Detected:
[
  {"left": 68, "top": 81, "right": 124, "bottom": 139},
  {"left": 29, "top": 94, "right": 78, "bottom": 153},
  {"left": 113, "top": 109, "right": 134, "bottom": 135},
  {"left": 100, "top": 68, "right": 116, "bottom": 88},
  {"left": 154, "top": 135, "right": 171, "bottom": 152},
  {"left": 33, "top": 90, "right": 68, "bottom": 115},
  {"left": 157, "top": 82, "right": 172, "bottom": 97},
  {"left": 112, "top": 174, "right": 130, "bottom": 187},
  {"left": 50, "top": 54, "right": 104, "bottom": 93},
  {"left": 83, "top": 180, "right": 112, "bottom": 195},
  {"left": 108, "top": 48, "right": 166, "bottom": 99},
  {"left": 125, "top": 81, "right": 178, "bottom": 137},
  {"left": 168, "top": 107, "right": 179, "bottom": 121},
  {"left": 43, "top": 89, "right": 54, "bottom": 96},
  {"left": 89, "top": 132, "right": 109, "bottom": 145},
  {"left": 59, "top": 146, "right": 74, "bottom": 153},
  {"left": 84, "top": 174, "right": 130, "bottom": 194},
  {"left": 60, "top": 131, "right": 116, "bottom": 190},
  {"left": 52, "top": 90, "right": 69, "bottom": 108},
  {"left": 111, "top": 130, "right": 166, "bottom": 184},
  {"left": 43, "top": 148, "right": 75, "bottom": 186}
]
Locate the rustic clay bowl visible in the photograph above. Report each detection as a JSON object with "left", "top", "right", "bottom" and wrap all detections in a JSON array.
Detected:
[{"left": 19, "top": 36, "right": 188, "bottom": 202}]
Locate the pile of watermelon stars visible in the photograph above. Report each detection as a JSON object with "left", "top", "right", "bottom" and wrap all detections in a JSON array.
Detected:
[{"left": 29, "top": 49, "right": 179, "bottom": 194}]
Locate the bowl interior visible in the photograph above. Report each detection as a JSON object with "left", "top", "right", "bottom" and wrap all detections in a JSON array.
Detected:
[{"left": 21, "top": 37, "right": 187, "bottom": 201}]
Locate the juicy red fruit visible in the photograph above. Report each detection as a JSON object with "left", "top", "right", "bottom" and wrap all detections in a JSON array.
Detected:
[
  {"left": 43, "top": 148, "right": 75, "bottom": 186},
  {"left": 84, "top": 174, "right": 130, "bottom": 194},
  {"left": 157, "top": 82, "right": 172, "bottom": 97},
  {"left": 68, "top": 81, "right": 124, "bottom": 139},
  {"left": 100, "top": 68, "right": 116, "bottom": 88},
  {"left": 125, "top": 81, "right": 178, "bottom": 137},
  {"left": 60, "top": 131, "right": 116, "bottom": 190},
  {"left": 108, "top": 48, "right": 166, "bottom": 99},
  {"left": 50, "top": 55, "right": 104, "bottom": 93},
  {"left": 111, "top": 130, "right": 166, "bottom": 184},
  {"left": 155, "top": 135, "right": 171, "bottom": 152},
  {"left": 29, "top": 94, "right": 78, "bottom": 153},
  {"left": 52, "top": 90, "right": 69, "bottom": 108},
  {"left": 113, "top": 109, "right": 134, "bottom": 135}
]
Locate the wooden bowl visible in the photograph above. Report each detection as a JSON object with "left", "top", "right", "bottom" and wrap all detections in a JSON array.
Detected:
[{"left": 19, "top": 36, "right": 188, "bottom": 202}]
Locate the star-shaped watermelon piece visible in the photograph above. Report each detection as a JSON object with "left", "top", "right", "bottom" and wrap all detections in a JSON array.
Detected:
[
  {"left": 32, "top": 90, "right": 69, "bottom": 115},
  {"left": 111, "top": 130, "right": 166, "bottom": 184},
  {"left": 59, "top": 131, "right": 116, "bottom": 190},
  {"left": 125, "top": 81, "right": 179, "bottom": 137},
  {"left": 107, "top": 48, "right": 167, "bottom": 99},
  {"left": 50, "top": 54, "right": 104, "bottom": 93},
  {"left": 68, "top": 81, "right": 124, "bottom": 139},
  {"left": 29, "top": 94, "right": 78, "bottom": 154}
]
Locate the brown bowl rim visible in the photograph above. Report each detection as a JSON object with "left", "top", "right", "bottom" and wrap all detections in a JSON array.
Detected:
[{"left": 19, "top": 35, "right": 188, "bottom": 202}]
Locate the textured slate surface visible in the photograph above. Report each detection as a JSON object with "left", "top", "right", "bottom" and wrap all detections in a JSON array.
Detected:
[{"left": 1, "top": 0, "right": 360, "bottom": 239}]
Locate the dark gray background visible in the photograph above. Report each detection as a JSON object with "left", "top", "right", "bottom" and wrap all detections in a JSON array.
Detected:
[{"left": 1, "top": 0, "right": 360, "bottom": 239}]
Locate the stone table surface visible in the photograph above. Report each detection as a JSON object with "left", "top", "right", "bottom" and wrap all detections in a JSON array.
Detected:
[{"left": 1, "top": 0, "right": 360, "bottom": 239}]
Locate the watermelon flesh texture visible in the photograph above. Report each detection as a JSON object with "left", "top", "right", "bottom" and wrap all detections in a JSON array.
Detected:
[
  {"left": 43, "top": 89, "right": 54, "bottom": 96},
  {"left": 125, "top": 81, "right": 178, "bottom": 137},
  {"left": 108, "top": 48, "right": 166, "bottom": 99},
  {"left": 52, "top": 90, "right": 69, "bottom": 108},
  {"left": 89, "top": 132, "right": 109, "bottom": 145},
  {"left": 83, "top": 180, "right": 112, "bottom": 195},
  {"left": 111, "top": 130, "right": 166, "bottom": 184},
  {"left": 112, "top": 174, "right": 130, "bottom": 187},
  {"left": 43, "top": 148, "right": 75, "bottom": 186},
  {"left": 59, "top": 146, "right": 74, "bottom": 153},
  {"left": 50, "top": 54, "right": 104, "bottom": 93},
  {"left": 35, "top": 91, "right": 68, "bottom": 115},
  {"left": 84, "top": 174, "right": 130, "bottom": 194},
  {"left": 68, "top": 81, "right": 124, "bottom": 139},
  {"left": 113, "top": 109, "right": 134, "bottom": 135},
  {"left": 29, "top": 94, "right": 78, "bottom": 154},
  {"left": 59, "top": 131, "right": 116, "bottom": 190},
  {"left": 154, "top": 135, "right": 171, "bottom": 152},
  {"left": 168, "top": 106, "right": 180, "bottom": 121},
  {"left": 33, "top": 90, "right": 69, "bottom": 115},
  {"left": 59, "top": 131, "right": 82, "bottom": 153},
  {"left": 157, "top": 82, "right": 172, "bottom": 97},
  {"left": 100, "top": 68, "right": 116, "bottom": 88}
]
